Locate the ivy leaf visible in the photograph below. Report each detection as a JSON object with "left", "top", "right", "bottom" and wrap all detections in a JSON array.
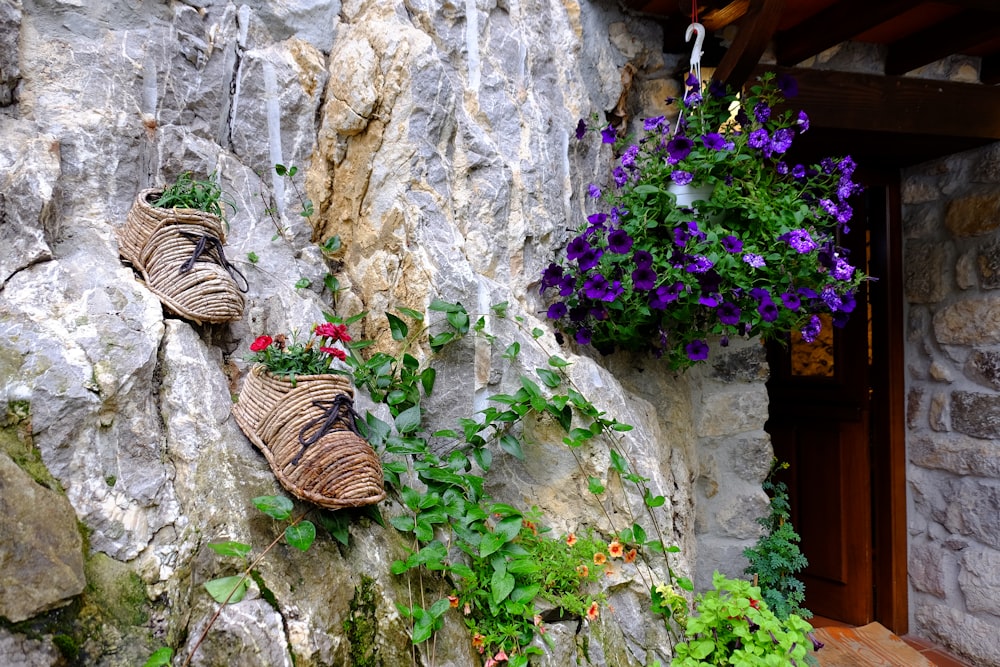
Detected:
[
  {"left": 394, "top": 405, "right": 422, "bottom": 434},
  {"left": 207, "top": 541, "right": 252, "bottom": 559},
  {"left": 253, "top": 495, "right": 293, "bottom": 521},
  {"left": 386, "top": 312, "right": 409, "bottom": 341},
  {"left": 204, "top": 576, "right": 248, "bottom": 604},
  {"left": 285, "top": 521, "right": 316, "bottom": 551},
  {"left": 142, "top": 648, "right": 174, "bottom": 667},
  {"left": 499, "top": 434, "right": 525, "bottom": 460}
]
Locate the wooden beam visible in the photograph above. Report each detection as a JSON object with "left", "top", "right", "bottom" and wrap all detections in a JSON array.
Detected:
[
  {"left": 713, "top": 0, "right": 786, "bottom": 90},
  {"left": 758, "top": 65, "right": 1000, "bottom": 141},
  {"left": 774, "top": 0, "right": 921, "bottom": 67},
  {"left": 982, "top": 54, "right": 1000, "bottom": 85},
  {"left": 885, "top": 10, "right": 1000, "bottom": 75},
  {"left": 700, "top": 1, "right": 750, "bottom": 32}
]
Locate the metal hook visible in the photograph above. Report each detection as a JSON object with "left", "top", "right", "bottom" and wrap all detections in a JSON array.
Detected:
[{"left": 686, "top": 22, "right": 706, "bottom": 72}]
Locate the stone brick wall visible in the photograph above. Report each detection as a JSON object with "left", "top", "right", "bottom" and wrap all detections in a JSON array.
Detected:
[{"left": 904, "top": 142, "right": 1000, "bottom": 667}]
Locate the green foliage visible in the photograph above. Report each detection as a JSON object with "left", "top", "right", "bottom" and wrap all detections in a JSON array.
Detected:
[
  {"left": 671, "top": 572, "right": 818, "bottom": 667},
  {"left": 153, "top": 171, "right": 234, "bottom": 220},
  {"left": 244, "top": 322, "right": 352, "bottom": 382},
  {"left": 743, "top": 461, "right": 811, "bottom": 620}
]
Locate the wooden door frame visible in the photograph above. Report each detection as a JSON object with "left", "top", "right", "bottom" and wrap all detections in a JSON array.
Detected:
[{"left": 867, "top": 175, "right": 908, "bottom": 634}]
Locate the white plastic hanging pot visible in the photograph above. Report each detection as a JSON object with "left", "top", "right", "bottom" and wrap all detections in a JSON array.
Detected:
[{"left": 669, "top": 182, "right": 715, "bottom": 208}]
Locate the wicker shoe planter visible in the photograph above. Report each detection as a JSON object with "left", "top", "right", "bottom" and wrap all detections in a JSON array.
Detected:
[
  {"left": 232, "top": 366, "right": 386, "bottom": 510},
  {"left": 118, "top": 188, "right": 247, "bottom": 324}
]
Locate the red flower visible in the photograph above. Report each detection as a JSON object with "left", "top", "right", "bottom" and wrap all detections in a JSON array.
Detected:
[
  {"left": 314, "top": 322, "right": 352, "bottom": 342},
  {"left": 320, "top": 346, "right": 347, "bottom": 361},
  {"left": 749, "top": 597, "right": 760, "bottom": 610},
  {"left": 586, "top": 601, "right": 599, "bottom": 620},
  {"left": 250, "top": 335, "right": 273, "bottom": 352}
]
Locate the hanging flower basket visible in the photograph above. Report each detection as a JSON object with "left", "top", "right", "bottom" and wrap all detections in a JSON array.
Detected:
[
  {"left": 118, "top": 187, "right": 247, "bottom": 324},
  {"left": 232, "top": 366, "right": 386, "bottom": 509}
]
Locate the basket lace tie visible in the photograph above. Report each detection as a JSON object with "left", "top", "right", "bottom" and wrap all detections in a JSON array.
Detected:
[
  {"left": 293, "top": 393, "right": 362, "bottom": 465},
  {"left": 179, "top": 232, "right": 250, "bottom": 293}
]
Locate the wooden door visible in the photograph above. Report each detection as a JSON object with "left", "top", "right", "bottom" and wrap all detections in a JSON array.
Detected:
[{"left": 766, "top": 184, "right": 900, "bottom": 627}]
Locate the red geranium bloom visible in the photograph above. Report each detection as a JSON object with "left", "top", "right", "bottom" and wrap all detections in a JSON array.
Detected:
[
  {"left": 314, "top": 322, "right": 352, "bottom": 342},
  {"left": 250, "top": 335, "right": 273, "bottom": 352}
]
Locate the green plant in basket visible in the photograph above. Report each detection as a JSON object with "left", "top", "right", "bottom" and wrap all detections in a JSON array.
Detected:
[
  {"left": 542, "top": 71, "right": 868, "bottom": 369},
  {"left": 153, "top": 171, "right": 235, "bottom": 220}
]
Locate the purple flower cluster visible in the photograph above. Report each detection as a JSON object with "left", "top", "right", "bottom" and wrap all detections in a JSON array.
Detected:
[{"left": 541, "top": 72, "right": 868, "bottom": 369}]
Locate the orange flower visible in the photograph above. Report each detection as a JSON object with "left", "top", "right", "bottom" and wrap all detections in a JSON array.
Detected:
[
  {"left": 523, "top": 519, "right": 538, "bottom": 535},
  {"left": 472, "top": 633, "right": 485, "bottom": 654},
  {"left": 448, "top": 595, "right": 459, "bottom": 608},
  {"left": 566, "top": 533, "right": 577, "bottom": 547},
  {"left": 593, "top": 552, "right": 607, "bottom": 565},
  {"left": 576, "top": 564, "right": 589, "bottom": 577},
  {"left": 608, "top": 540, "right": 624, "bottom": 559},
  {"left": 587, "top": 601, "right": 600, "bottom": 620},
  {"left": 624, "top": 548, "right": 637, "bottom": 563}
]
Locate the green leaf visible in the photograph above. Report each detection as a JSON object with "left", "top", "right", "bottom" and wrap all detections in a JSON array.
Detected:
[
  {"left": 519, "top": 376, "right": 542, "bottom": 398},
  {"left": 321, "top": 235, "right": 342, "bottom": 253},
  {"left": 676, "top": 576, "right": 694, "bottom": 591},
  {"left": 317, "top": 511, "right": 351, "bottom": 546},
  {"left": 386, "top": 312, "right": 409, "bottom": 341},
  {"left": 494, "top": 515, "right": 524, "bottom": 541},
  {"left": 531, "top": 327, "right": 544, "bottom": 339},
  {"left": 644, "top": 490, "right": 666, "bottom": 507},
  {"left": 411, "top": 607, "right": 436, "bottom": 644},
  {"left": 535, "top": 368, "right": 562, "bottom": 388},
  {"left": 421, "top": 368, "right": 436, "bottom": 395},
  {"left": 548, "top": 355, "right": 571, "bottom": 368},
  {"left": 588, "top": 476, "right": 605, "bottom": 495},
  {"left": 479, "top": 532, "right": 506, "bottom": 558},
  {"left": 323, "top": 273, "right": 340, "bottom": 292},
  {"left": 447, "top": 309, "right": 470, "bottom": 333},
  {"left": 142, "top": 647, "right": 174, "bottom": 667},
  {"left": 499, "top": 434, "right": 525, "bottom": 460},
  {"left": 611, "top": 422, "right": 634, "bottom": 432},
  {"left": 429, "top": 331, "right": 455, "bottom": 352},
  {"left": 472, "top": 446, "right": 492, "bottom": 471},
  {"left": 253, "top": 495, "right": 293, "bottom": 521},
  {"left": 208, "top": 541, "right": 252, "bottom": 559},
  {"left": 204, "top": 575, "right": 248, "bottom": 604},
  {"left": 394, "top": 405, "right": 422, "bottom": 434},
  {"left": 397, "top": 307, "right": 424, "bottom": 321},
  {"left": 633, "top": 523, "right": 647, "bottom": 544},
  {"left": 285, "top": 521, "right": 316, "bottom": 551},
  {"left": 610, "top": 449, "right": 629, "bottom": 474},
  {"left": 491, "top": 569, "right": 516, "bottom": 605},
  {"left": 634, "top": 183, "right": 660, "bottom": 194},
  {"left": 503, "top": 342, "right": 521, "bottom": 360},
  {"left": 247, "top": 251, "right": 259, "bottom": 264},
  {"left": 390, "top": 515, "right": 415, "bottom": 532},
  {"left": 294, "top": 277, "right": 311, "bottom": 289},
  {"left": 428, "top": 298, "right": 462, "bottom": 312}
]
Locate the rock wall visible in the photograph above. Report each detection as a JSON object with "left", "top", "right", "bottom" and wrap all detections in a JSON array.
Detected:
[
  {"left": 904, "top": 143, "right": 1000, "bottom": 667},
  {"left": 0, "top": 0, "right": 772, "bottom": 665}
]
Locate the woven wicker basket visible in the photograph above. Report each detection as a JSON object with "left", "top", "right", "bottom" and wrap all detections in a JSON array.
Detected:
[
  {"left": 119, "top": 189, "right": 245, "bottom": 324},
  {"left": 119, "top": 188, "right": 227, "bottom": 269},
  {"left": 232, "top": 366, "right": 385, "bottom": 509}
]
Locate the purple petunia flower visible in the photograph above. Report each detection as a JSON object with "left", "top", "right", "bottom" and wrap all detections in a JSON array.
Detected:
[
  {"left": 574, "top": 327, "right": 592, "bottom": 345},
  {"left": 743, "top": 253, "right": 766, "bottom": 268},
  {"left": 540, "top": 262, "right": 564, "bottom": 289},
  {"left": 569, "top": 306, "right": 587, "bottom": 322},
  {"left": 839, "top": 156, "right": 856, "bottom": 177},
  {"left": 758, "top": 299, "right": 779, "bottom": 322},
  {"left": 588, "top": 183, "right": 602, "bottom": 199},
  {"left": 821, "top": 158, "right": 835, "bottom": 174},
  {"left": 721, "top": 235, "right": 743, "bottom": 253},
  {"left": 820, "top": 198, "right": 839, "bottom": 218},
  {"left": 547, "top": 302, "right": 567, "bottom": 319},
  {"left": 776, "top": 161, "right": 789, "bottom": 175},
  {"left": 776, "top": 73, "right": 799, "bottom": 98},
  {"left": 631, "top": 266, "right": 656, "bottom": 290},
  {"left": 558, "top": 275, "right": 576, "bottom": 296},
  {"left": 667, "top": 136, "right": 694, "bottom": 163},
  {"left": 613, "top": 167, "right": 628, "bottom": 188},
  {"left": 650, "top": 282, "right": 684, "bottom": 310},
  {"left": 839, "top": 291, "right": 857, "bottom": 313},
  {"left": 608, "top": 229, "right": 634, "bottom": 254},
  {"left": 644, "top": 116, "right": 665, "bottom": 131},
  {"left": 748, "top": 128, "right": 769, "bottom": 149},
  {"left": 833, "top": 258, "right": 855, "bottom": 281},
  {"left": 792, "top": 164, "right": 806, "bottom": 179},
  {"left": 754, "top": 102, "right": 771, "bottom": 124},
  {"left": 634, "top": 249, "right": 653, "bottom": 268},
  {"left": 699, "top": 295, "right": 719, "bottom": 307},
  {"left": 702, "top": 132, "right": 726, "bottom": 151},
  {"left": 718, "top": 301, "right": 741, "bottom": 325},
  {"left": 601, "top": 125, "right": 617, "bottom": 144},
  {"left": 578, "top": 248, "right": 603, "bottom": 271},
  {"left": 575, "top": 119, "right": 587, "bottom": 140},
  {"left": 671, "top": 170, "right": 694, "bottom": 186},
  {"left": 750, "top": 287, "right": 772, "bottom": 303},
  {"left": 587, "top": 212, "right": 608, "bottom": 229},
  {"left": 583, "top": 274, "right": 610, "bottom": 300},
  {"left": 801, "top": 315, "right": 822, "bottom": 343},
  {"left": 782, "top": 229, "right": 817, "bottom": 254},
  {"left": 674, "top": 226, "right": 690, "bottom": 247},
  {"left": 821, "top": 285, "right": 842, "bottom": 311},
  {"left": 566, "top": 236, "right": 590, "bottom": 260},
  {"left": 683, "top": 89, "right": 702, "bottom": 108},
  {"left": 686, "top": 255, "right": 714, "bottom": 273},
  {"left": 590, "top": 306, "right": 608, "bottom": 320},
  {"left": 771, "top": 128, "right": 794, "bottom": 154},
  {"left": 709, "top": 80, "right": 728, "bottom": 99},
  {"left": 621, "top": 144, "right": 640, "bottom": 169},
  {"left": 687, "top": 221, "right": 706, "bottom": 242},
  {"left": 796, "top": 110, "right": 810, "bottom": 133},
  {"left": 685, "top": 339, "right": 709, "bottom": 361},
  {"left": 780, "top": 292, "right": 801, "bottom": 310}
]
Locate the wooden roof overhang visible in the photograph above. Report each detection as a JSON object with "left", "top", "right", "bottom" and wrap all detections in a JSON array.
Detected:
[{"left": 621, "top": 0, "right": 1000, "bottom": 167}]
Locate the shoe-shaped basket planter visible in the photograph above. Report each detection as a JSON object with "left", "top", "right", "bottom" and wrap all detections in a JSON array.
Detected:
[
  {"left": 118, "top": 188, "right": 247, "bottom": 324},
  {"left": 231, "top": 366, "right": 386, "bottom": 510}
]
